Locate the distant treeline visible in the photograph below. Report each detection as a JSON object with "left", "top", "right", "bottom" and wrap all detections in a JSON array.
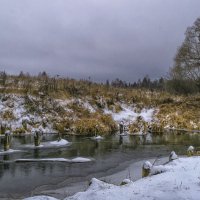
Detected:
[
  {"left": 110, "top": 76, "right": 199, "bottom": 94},
  {"left": 0, "top": 70, "right": 199, "bottom": 95},
  {"left": 109, "top": 76, "right": 165, "bottom": 91}
]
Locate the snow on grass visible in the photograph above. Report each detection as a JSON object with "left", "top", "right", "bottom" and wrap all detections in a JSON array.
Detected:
[
  {"left": 82, "top": 101, "right": 96, "bottom": 113},
  {"left": 105, "top": 106, "right": 137, "bottom": 122},
  {"left": 64, "top": 157, "right": 200, "bottom": 200},
  {"left": 56, "top": 98, "right": 95, "bottom": 113},
  {"left": 140, "top": 108, "right": 154, "bottom": 122},
  {"left": 104, "top": 105, "right": 154, "bottom": 124},
  {"left": 0, "top": 95, "right": 25, "bottom": 129},
  {"left": 0, "top": 95, "right": 56, "bottom": 134}
]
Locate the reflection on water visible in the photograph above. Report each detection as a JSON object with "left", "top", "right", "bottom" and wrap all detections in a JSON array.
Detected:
[{"left": 0, "top": 132, "right": 200, "bottom": 198}]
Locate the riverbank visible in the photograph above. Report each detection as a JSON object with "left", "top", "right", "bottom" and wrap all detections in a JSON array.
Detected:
[
  {"left": 0, "top": 92, "right": 199, "bottom": 137},
  {"left": 24, "top": 156, "right": 168, "bottom": 200},
  {"left": 28, "top": 157, "right": 167, "bottom": 199},
  {"left": 25, "top": 156, "right": 200, "bottom": 200}
]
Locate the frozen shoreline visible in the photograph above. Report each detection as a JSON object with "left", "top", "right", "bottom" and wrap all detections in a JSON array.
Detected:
[
  {"left": 26, "top": 156, "right": 200, "bottom": 200},
  {"left": 63, "top": 156, "right": 200, "bottom": 200},
  {"left": 25, "top": 157, "right": 168, "bottom": 199}
]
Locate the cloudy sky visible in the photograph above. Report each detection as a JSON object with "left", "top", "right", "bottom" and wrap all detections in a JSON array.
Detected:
[{"left": 0, "top": 0, "right": 200, "bottom": 82}]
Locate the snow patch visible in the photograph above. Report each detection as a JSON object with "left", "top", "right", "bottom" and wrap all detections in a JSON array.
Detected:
[
  {"left": 16, "top": 158, "right": 71, "bottom": 162},
  {"left": 23, "top": 195, "right": 58, "bottom": 200},
  {"left": 71, "top": 157, "right": 93, "bottom": 163},
  {"left": 91, "top": 136, "right": 104, "bottom": 140},
  {"left": 0, "top": 149, "right": 22, "bottom": 155},
  {"left": 104, "top": 105, "right": 154, "bottom": 124},
  {"left": 83, "top": 102, "right": 96, "bottom": 113},
  {"left": 50, "top": 139, "right": 69, "bottom": 146},
  {"left": 15, "top": 157, "right": 92, "bottom": 163}
]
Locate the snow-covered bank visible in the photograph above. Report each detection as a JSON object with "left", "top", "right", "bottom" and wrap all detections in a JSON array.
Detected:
[
  {"left": 24, "top": 157, "right": 167, "bottom": 199},
  {"left": 25, "top": 156, "right": 200, "bottom": 200},
  {"left": 64, "top": 156, "right": 200, "bottom": 200},
  {"left": 1, "top": 94, "right": 198, "bottom": 136}
]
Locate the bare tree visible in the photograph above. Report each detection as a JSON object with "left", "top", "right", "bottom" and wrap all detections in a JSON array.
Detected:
[{"left": 170, "top": 17, "right": 200, "bottom": 91}]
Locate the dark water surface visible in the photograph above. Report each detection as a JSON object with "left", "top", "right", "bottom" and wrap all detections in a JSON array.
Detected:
[{"left": 0, "top": 132, "right": 200, "bottom": 199}]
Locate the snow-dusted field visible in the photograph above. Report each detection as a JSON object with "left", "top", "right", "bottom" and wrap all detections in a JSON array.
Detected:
[
  {"left": 0, "top": 94, "right": 155, "bottom": 135},
  {"left": 0, "top": 95, "right": 56, "bottom": 134},
  {"left": 25, "top": 156, "right": 200, "bottom": 200}
]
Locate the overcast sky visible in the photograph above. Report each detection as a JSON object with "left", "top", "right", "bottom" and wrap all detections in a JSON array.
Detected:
[{"left": 0, "top": 0, "right": 200, "bottom": 82}]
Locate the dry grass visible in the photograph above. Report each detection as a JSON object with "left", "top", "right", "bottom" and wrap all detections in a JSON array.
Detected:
[{"left": 0, "top": 75, "right": 199, "bottom": 134}]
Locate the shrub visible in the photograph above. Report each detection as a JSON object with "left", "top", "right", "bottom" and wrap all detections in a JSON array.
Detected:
[{"left": 53, "top": 119, "right": 72, "bottom": 133}]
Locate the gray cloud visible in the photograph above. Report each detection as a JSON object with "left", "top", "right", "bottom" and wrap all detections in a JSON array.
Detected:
[{"left": 0, "top": 0, "right": 200, "bottom": 82}]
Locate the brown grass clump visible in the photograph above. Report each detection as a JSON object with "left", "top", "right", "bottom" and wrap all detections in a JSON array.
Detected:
[
  {"left": 2, "top": 110, "right": 15, "bottom": 120},
  {"left": 53, "top": 119, "right": 72, "bottom": 133},
  {"left": 73, "top": 113, "right": 117, "bottom": 135},
  {"left": 154, "top": 95, "right": 200, "bottom": 131},
  {"left": 13, "top": 127, "right": 26, "bottom": 134}
]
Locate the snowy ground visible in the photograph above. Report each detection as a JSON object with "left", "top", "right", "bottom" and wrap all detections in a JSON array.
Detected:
[
  {"left": 25, "top": 156, "right": 200, "bottom": 200},
  {"left": 65, "top": 156, "right": 200, "bottom": 200}
]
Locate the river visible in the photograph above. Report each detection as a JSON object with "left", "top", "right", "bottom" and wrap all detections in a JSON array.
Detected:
[{"left": 0, "top": 132, "right": 199, "bottom": 199}]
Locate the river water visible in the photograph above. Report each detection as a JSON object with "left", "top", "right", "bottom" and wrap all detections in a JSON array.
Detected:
[{"left": 0, "top": 132, "right": 199, "bottom": 199}]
